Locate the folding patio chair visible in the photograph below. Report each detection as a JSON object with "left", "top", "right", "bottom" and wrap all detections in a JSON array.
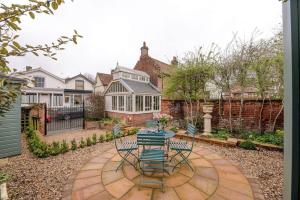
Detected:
[
  {"left": 113, "top": 124, "right": 138, "bottom": 171},
  {"left": 169, "top": 123, "right": 197, "bottom": 172},
  {"left": 137, "top": 131, "right": 166, "bottom": 192}
]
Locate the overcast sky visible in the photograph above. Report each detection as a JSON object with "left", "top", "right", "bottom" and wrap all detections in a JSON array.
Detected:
[{"left": 8, "top": 0, "right": 282, "bottom": 78}]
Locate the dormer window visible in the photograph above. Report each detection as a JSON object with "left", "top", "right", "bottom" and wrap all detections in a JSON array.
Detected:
[
  {"left": 139, "top": 76, "right": 146, "bottom": 81},
  {"left": 122, "top": 72, "right": 131, "bottom": 79},
  {"left": 34, "top": 77, "right": 45, "bottom": 88}
]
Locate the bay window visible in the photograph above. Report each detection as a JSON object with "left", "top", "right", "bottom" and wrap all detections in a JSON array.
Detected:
[
  {"left": 153, "top": 96, "right": 160, "bottom": 111},
  {"left": 118, "top": 96, "right": 125, "bottom": 111},
  {"left": 145, "top": 96, "right": 152, "bottom": 111},
  {"left": 112, "top": 96, "right": 117, "bottom": 110},
  {"left": 126, "top": 95, "right": 133, "bottom": 111},
  {"left": 136, "top": 95, "right": 143, "bottom": 112}
]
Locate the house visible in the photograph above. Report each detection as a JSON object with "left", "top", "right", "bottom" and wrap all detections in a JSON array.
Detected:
[
  {"left": 95, "top": 73, "right": 113, "bottom": 94},
  {"left": 15, "top": 67, "right": 95, "bottom": 107},
  {"left": 134, "top": 42, "right": 175, "bottom": 94},
  {"left": 222, "top": 85, "right": 259, "bottom": 99},
  {"left": 104, "top": 63, "right": 161, "bottom": 125},
  {"left": 0, "top": 74, "right": 25, "bottom": 158}
]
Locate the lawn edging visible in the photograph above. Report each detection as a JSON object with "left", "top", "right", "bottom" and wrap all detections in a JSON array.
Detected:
[
  {"left": 0, "top": 183, "right": 8, "bottom": 200},
  {"left": 175, "top": 130, "right": 283, "bottom": 151}
]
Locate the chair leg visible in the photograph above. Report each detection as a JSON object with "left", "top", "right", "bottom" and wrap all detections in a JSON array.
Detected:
[
  {"left": 116, "top": 150, "right": 137, "bottom": 171},
  {"left": 172, "top": 151, "right": 194, "bottom": 172}
]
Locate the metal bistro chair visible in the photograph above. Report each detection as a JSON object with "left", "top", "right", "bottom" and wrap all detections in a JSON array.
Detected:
[
  {"left": 137, "top": 131, "right": 166, "bottom": 192},
  {"left": 113, "top": 124, "right": 138, "bottom": 171},
  {"left": 169, "top": 123, "right": 197, "bottom": 172}
]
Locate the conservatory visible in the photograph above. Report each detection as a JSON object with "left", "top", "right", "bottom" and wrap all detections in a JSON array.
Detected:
[{"left": 104, "top": 65, "right": 161, "bottom": 124}]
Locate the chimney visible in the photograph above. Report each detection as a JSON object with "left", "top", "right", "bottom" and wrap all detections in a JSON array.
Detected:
[
  {"left": 26, "top": 66, "right": 32, "bottom": 71},
  {"left": 171, "top": 56, "right": 178, "bottom": 66},
  {"left": 140, "top": 41, "right": 149, "bottom": 57}
]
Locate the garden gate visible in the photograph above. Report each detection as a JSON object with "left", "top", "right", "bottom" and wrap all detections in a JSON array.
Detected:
[{"left": 46, "top": 105, "right": 84, "bottom": 134}]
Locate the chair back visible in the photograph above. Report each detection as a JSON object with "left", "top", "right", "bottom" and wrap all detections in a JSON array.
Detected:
[
  {"left": 145, "top": 120, "right": 159, "bottom": 129},
  {"left": 186, "top": 123, "right": 197, "bottom": 137},
  {"left": 112, "top": 124, "right": 121, "bottom": 138},
  {"left": 137, "top": 131, "right": 165, "bottom": 147}
]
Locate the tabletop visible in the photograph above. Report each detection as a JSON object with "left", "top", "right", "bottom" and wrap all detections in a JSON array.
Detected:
[{"left": 138, "top": 129, "right": 175, "bottom": 139}]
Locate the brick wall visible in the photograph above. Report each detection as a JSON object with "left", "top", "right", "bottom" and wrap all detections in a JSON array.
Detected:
[
  {"left": 134, "top": 57, "right": 160, "bottom": 88},
  {"left": 28, "top": 104, "right": 46, "bottom": 135},
  {"left": 107, "top": 111, "right": 154, "bottom": 126},
  {"left": 161, "top": 99, "right": 284, "bottom": 132}
]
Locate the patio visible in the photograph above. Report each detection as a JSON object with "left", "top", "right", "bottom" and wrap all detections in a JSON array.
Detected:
[{"left": 63, "top": 142, "right": 263, "bottom": 200}]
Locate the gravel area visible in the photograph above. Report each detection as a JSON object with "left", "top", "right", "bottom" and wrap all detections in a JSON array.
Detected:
[
  {"left": 200, "top": 142, "right": 283, "bottom": 200},
  {"left": 0, "top": 135, "right": 283, "bottom": 200}
]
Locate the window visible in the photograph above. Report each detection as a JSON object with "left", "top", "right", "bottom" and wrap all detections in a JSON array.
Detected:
[
  {"left": 118, "top": 96, "right": 125, "bottom": 111},
  {"left": 126, "top": 95, "right": 133, "bottom": 112},
  {"left": 75, "top": 80, "right": 84, "bottom": 90},
  {"left": 53, "top": 94, "right": 63, "bottom": 106},
  {"left": 122, "top": 72, "right": 131, "bottom": 79},
  {"left": 131, "top": 74, "right": 138, "bottom": 80},
  {"left": 145, "top": 96, "right": 152, "bottom": 111},
  {"left": 153, "top": 96, "right": 160, "bottom": 111},
  {"left": 34, "top": 77, "right": 45, "bottom": 88},
  {"left": 107, "top": 82, "right": 128, "bottom": 93},
  {"left": 136, "top": 95, "right": 143, "bottom": 112},
  {"left": 112, "top": 96, "right": 117, "bottom": 110},
  {"left": 139, "top": 76, "right": 146, "bottom": 81},
  {"left": 74, "top": 94, "right": 82, "bottom": 105},
  {"left": 23, "top": 93, "right": 37, "bottom": 103}
]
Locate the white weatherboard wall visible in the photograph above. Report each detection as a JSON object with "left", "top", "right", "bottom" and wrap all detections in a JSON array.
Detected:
[
  {"left": 65, "top": 77, "right": 94, "bottom": 91},
  {"left": 24, "top": 71, "right": 65, "bottom": 89}
]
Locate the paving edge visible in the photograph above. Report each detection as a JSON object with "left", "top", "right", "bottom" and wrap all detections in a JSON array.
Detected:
[{"left": 0, "top": 183, "right": 8, "bottom": 200}]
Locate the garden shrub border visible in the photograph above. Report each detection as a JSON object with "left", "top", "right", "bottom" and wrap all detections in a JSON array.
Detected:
[{"left": 24, "top": 126, "right": 140, "bottom": 158}]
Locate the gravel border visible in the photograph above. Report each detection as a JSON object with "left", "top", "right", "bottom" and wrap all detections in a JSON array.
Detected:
[{"left": 0, "top": 135, "right": 283, "bottom": 200}]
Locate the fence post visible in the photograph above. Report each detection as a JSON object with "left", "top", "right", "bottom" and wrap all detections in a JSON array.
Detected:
[
  {"left": 44, "top": 104, "right": 47, "bottom": 135},
  {"left": 82, "top": 101, "right": 85, "bottom": 129}
]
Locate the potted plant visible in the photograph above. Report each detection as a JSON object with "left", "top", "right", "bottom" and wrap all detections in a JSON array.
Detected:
[
  {"left": 154, "top": 113, "right": 173, "bottom": 130},
  {"left": 0, "top": 172, "right": 9, "bottom": 200}
]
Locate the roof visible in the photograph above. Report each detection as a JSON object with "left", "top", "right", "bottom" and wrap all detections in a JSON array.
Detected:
[
  {"left": 231, "top": 85, "right": 258, "bottom": 94},
  {"left": 96, "top": 73, "right": 113, "bottom": 86},
  {"left": 15, "top": 67, "right": 65, "bottom": 83},
  {"left": 122, "top": 79, "right": 160, "bottom": 94},
  {"left": 0, "top": 73, "right": 26, "bottom": 83},
  {"left": 114, "top": 66, "right": 150, "bottom": 77},
  {"left": 65, "top": 74, "right": 95, "bottom": 85},
  {"left": 152, "top": 58, "right": 171, "bottom": 73}
]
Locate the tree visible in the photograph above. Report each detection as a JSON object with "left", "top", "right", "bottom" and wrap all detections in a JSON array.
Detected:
[
  {"left": 165, "top": 46, "right": 217, "bottom": 126},
  {"left": 0, "top": 0, "right": 82, "bottom": 115}
]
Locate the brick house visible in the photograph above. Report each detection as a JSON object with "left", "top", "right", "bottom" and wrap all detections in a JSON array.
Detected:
[
  {"left": 134, "top": 42, "right": 176, "bottom": 95},
  {"left": 104, "top": 64, "right": 161, "bottom": 125},
  {"left": 95, "top": 73, "right": 113, "bottom": 94}
]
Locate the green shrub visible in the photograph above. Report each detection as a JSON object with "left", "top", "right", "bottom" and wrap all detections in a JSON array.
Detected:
[
  {"left": 79, "top": 138, "right": 86, "bottom": 148},
  {"left": 92, "top": 134, "right": 97, "bottom": 145},
  {"left": 240, "top": 140, "right": 256, "bottom": 150},
  {"left": 0, "top": 172, "right": 10, "bottom": 184},
  {"left": 71, "top": 139, "right": 77, "bottom": 151},
  {"left": 86, "top": 137, "right": 92, "bottom": 146},
  {"left": 255, "top": 132, "right": 284, "bottom": 146},
  {"left": 61, "top": 140, "right": 69, "bottom": 153},
  {"left": 240, "top": 130, "right": 258, "bottom": 140},
  {"left": 98, "top": 135, "right": 104, "bottom": 143},
  {"left": 212, "top": 129, "right": 231, "bottom": 140},
  {"left": 49, "top": 141, "right": 61, "bottom": 156},
  {"left": 127, "top": 128, "right": 139, "bottom": 136},
  {"left": 105, "top": 132, "right": 113, "bottom": 141},
  {"left": 170, "top": 126, "right": 178, "bottom": 133},
  {"left": 27, "top": 131, "right": 49, "bottom": 158}
]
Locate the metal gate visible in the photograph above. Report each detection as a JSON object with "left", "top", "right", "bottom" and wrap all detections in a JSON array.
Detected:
[{"left": 46, "top": 106, "right": 84, "bottom": 134}]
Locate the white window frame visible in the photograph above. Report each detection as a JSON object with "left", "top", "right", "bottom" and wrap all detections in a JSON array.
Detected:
[{"left": 34, "top": 77, "right": 45, "bottom": 88}]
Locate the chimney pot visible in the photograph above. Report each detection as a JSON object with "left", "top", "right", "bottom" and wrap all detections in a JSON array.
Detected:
[
  {"left": 171, "top": 56, "right": 178, "bottom": 65},
  {"left": 26, "top": 66, "right": 32, "bottom": 71},
  {"left": 140, "top": 41, "right": 149, "bottom": 57}
]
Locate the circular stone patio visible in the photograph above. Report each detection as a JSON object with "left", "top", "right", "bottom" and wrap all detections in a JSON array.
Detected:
[{"left": 63, "top": 144, "right": 264, "bottom": 200}]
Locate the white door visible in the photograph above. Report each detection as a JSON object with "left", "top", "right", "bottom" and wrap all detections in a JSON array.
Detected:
[{"left": 64, "top": 95, "right": 71, "bottom": 107}]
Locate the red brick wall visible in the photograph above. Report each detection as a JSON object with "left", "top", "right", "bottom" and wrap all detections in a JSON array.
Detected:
[
  {"left": 161, "top": 99, "right": 283, "bottom": 132},
  {"left": 134, "top": 57, "right": 160, "bottom": 88},
  {"left": 107, "top": 112, "right": 154, "bottom": 126},
  {"left": 29, "top": 104, "right": 46, "bottom": 135}
]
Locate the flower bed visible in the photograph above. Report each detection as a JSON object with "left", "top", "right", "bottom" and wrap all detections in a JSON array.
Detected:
[{"left": 25, "top": 126, "right": 139, "bottom": 158}]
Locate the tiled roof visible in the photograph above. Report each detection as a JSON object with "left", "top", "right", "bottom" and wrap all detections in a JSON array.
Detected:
[
  {"left": 65, "top": 74, "right": 96, "bottom": 84},
  {"left": 97, "top": 73, "right": 113, "bottom": 86}
]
